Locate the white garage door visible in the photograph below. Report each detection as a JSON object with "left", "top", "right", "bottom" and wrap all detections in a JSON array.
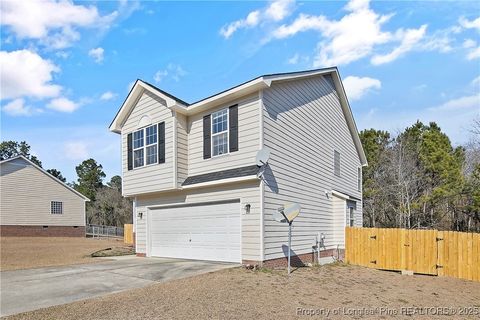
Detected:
[{"left": 148, "top": 200, "right": 241, "bottom": 263}]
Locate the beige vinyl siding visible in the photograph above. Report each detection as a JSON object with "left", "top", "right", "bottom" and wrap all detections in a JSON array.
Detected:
[
  {"left": 332, "top": 195, "right": 346, "bottom": 248},
  {"left": 262, "top": 76, "right": 363, "bottom": 260},
  {"left": 0, "top": 158, "right": 85, "bottom": 226},
  {"left": 121, "top": 91, "right": 174, "bottom": 196},
  {"left": 187, "top": 93, "right": 260, "bottom": 176},
  {"left": 176, "top": 112, "right": 188, "bottom": 186},
  {"left": 134, "top": 181, "right": 261, "bottom": 261}
]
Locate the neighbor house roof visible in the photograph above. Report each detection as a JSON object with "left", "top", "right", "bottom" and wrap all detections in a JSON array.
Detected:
[
  {"left": 109, "top": 67, "right": 367, "bottom": 166},
  {"left": 0, "top": 156, "right": 90, "bottom": 201}
]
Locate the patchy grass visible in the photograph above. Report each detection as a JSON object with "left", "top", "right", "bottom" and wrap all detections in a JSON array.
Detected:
[
  {"left": 0, "top": 237, "right": 127, "bottom": 271},
  {"left": 6, "top": 263, "right": 480, "bottom": 319}
]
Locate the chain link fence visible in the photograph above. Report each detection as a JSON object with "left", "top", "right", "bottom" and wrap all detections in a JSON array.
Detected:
[{"left": 86, "top": 224, "right": 124, "bottom": 238}]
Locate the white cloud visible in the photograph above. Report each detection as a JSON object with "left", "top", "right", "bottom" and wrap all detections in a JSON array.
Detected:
[
  {"left": 466, "top": 46, "right": 480, "bottom": 60},
  {"left": 154, "top": 64, "right": 187, "bottom": 83},
  {"left": 0, "top": 49, "right": 62, "bottom": 100},
  {"left": 472, "top": 76, "right": 480, "bottom": 87},
  {"left": 88, "top": 47, "right": 104, "bottom": 63},
  {"left": 100, "top": 91, "right": 117, "bottom": 101},
  {"left": 428, "top": 95, "right": 480, "bottom": 112},
  {"left": 154, "top": 70, "right": 168, "bottom": 83},
  {"left": 47, "top": 97, "right": 80, "bottom": 113},
  {"left": 265, "top": 0, "right": 295, "bottom": 21},
  {"left": 287, "top": 53, "right": 299, "bottom": 64},
  {"left": 0, "top": 0, "right": 117, "bottom": 49},
  {"left": 220, "top": 10, "right": 260, "bottom": 39},
  {"left": 343, "top": 76, "right": 381, "bottom": 101},
  {"left": 459, "top": 16, "right": 480, "bottom": 32},
  {"left": 273, "top": 0, "right": 394, "bottom": 66},
  {"left": 64, "top": 142, "right": 89, "bottom": 160},
  {"left": 371, "top": 25, "right": 427, "bottom": 65},
  {"left": 463, "top": 39, "right": 476, "bottom": 48},
  {"left": 2, "top": 98, "right": 41, "bottom": 116},
  {"left": 220, "top": 0, "right": 294, "bottom": 39}
]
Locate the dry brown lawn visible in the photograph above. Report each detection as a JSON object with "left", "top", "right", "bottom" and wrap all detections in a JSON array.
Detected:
[
  {"left": 6, "top": 263, "right": 480, "bottom": 320},
  {"left": 0, "top": 237, "right": 127, "bottom": 271}
]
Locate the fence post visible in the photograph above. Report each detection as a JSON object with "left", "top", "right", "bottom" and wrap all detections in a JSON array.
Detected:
[{"left": 437, "top": 231, "right": 444, "bottom": 277}]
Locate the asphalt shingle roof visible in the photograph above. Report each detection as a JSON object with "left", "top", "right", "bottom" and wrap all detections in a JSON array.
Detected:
[{"left": 182, "top": 165, "right": 260, "bottom": 186}]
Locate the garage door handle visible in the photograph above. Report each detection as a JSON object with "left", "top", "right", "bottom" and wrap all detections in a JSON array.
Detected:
[{"left": 189, "top": 239, "right": 191, "bottom": 242}]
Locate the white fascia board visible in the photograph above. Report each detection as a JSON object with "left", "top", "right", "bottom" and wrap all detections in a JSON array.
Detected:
[
  {"left": 264, "top": 67, "right": 337, "bottom": 85},
  {"left": 176, "top": 78, "right": 269, "bottom": 115},
  {"left": 330, "top": 71, "right": 368, "bottom": 167},
  {"left": 181, "top": 175, "right": 259, "bottom": 190},
  {"left": 109, "top": 80, "right": 188, "bottom": 133}
]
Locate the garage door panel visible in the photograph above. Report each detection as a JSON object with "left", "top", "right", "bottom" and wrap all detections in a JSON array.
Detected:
[{"left": 149, "top": 201, "right": 241, "bottom": 263}]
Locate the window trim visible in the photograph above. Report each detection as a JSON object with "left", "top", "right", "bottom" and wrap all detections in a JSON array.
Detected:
[
  {"left": 334, "top": 150, "right": 341, "bottom": 177},
  {"left": 357, "top": 166, "right": 362, "bottom": 191},
  {"left": 211, "top": 108, "right": 230, "bottom": 158},
  {"left": 132, "top": 124, "right": 158, "bottom": 169},
  {"left": 50, "top": 201, "right": 63, "bottom": 215}
]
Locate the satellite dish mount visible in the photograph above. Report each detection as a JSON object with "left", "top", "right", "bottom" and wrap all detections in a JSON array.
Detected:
[
  {"left": 255, "top": 148, "right": 270, "bottom": 178},
  {"left": 273, "top": 203, "right": 301, "bottom": 275}
]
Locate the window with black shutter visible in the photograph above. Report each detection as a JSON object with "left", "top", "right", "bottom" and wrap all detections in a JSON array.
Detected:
[
  {"left": 158, "top": 122, "right": 165, "bottom": 163},
  {"left": 229, "top": 104, "right": 238, "bottom": 152},
  {"left": 203, "top": 115, "right": 211, "bottom": 159}
]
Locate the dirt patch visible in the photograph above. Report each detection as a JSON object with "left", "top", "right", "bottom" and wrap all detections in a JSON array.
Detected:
[
  {"left": 6, "top": 263, "right": 480, "bottom": 319},
  {"left": 0, "top": 237, "right": 127, "bottom": 271},
  {"left": 91, "top": 246, "right": 135, "bottom": 257}
]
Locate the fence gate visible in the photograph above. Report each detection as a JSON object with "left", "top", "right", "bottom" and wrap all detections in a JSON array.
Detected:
[{"left": 346, "top": 227, "right": 480, "bottom": 281}]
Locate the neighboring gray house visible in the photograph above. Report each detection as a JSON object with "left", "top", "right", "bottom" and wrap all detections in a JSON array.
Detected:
[
  {"left": 0, "top": 156, "right": 89, "bottom": 237},
  {"left": 109, "top": 68, "right": 367, "bottom": 266}
]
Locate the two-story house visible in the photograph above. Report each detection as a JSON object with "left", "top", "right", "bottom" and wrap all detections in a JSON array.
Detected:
[{"left": 109, "top": 67, "right": 367, "bottom": 266}]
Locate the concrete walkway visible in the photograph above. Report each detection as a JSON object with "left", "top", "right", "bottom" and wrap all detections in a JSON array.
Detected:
[{"left": 0, "top": 256, "right": 236, "bottom": 317}]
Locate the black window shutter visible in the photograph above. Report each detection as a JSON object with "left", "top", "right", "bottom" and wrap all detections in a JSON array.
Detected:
[
  {"left": 127, "top": 133, "right": 133, "bottom": 170},
  {"left": 203, "top": 114, "right": 211, "bottom": 159},
  {"left": 229, "top": 104, "right": 239, "bottom": 152},
  {"left": 158, "top": 122, "right": 165, "bottom": 164}
]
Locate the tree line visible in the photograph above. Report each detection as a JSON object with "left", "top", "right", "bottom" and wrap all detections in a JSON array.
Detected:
[
  {"left": 0, "top": 141, "right": 132, "bottom": 227},
  {"left": 2, "top": 118, "right": 478, "bottom": 232},
  {"left": 360, "top": 119, "right": 479, "bottom": 232}
]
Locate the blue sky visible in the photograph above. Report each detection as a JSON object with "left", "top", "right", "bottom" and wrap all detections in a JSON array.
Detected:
[{"left": 1, "top": 0, "right": 479, "bottom": 182}]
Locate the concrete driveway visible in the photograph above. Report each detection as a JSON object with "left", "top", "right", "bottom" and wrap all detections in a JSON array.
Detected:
[{"left": 0, "top": 256, "right": 236, "bottom": 317}]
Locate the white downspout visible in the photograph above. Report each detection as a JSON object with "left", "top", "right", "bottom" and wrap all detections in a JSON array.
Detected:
[{"left": 259, "top": 90, "right": 265, "bottom": 263}]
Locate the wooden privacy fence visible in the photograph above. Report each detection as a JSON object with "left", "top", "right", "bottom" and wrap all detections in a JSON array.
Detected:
[
  {"left": 124, "top": 224, "right": 134, "bottom": 245},
  {"left": 345, "top": 227, "right": 480, "bottom": 282}
]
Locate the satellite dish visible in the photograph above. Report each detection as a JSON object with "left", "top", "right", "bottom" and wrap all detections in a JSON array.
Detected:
[
  {"left": 283, "top": 203, "right": 301, "bottom": 222},
  {"left": 273, "top": 203, "right": 301, "bottom": 223},
  {"left": 273, "top": 211, "right": 287, "bottom": 223},
  {"left": 256, "top": 148, "right": 270, "bottom": 166}
]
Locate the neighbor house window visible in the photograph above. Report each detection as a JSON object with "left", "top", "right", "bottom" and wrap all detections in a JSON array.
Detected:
[
  {"left": 51, "top": 201, "right": 63, "bottom": 214},
  {"left": 349, "top": 207, "right": 355, "bottom": 227},
  {"left": 357, "top": 167, "right": 361, "bottom": 191},
  {"left": 334, "top": 150, "right": 341, "bottom": 177},
  {"left": 212, "top": 108, "right": 229, "bottom": 156},
  {"left": 133, "top": 124, "right": 157, "bottom": 168}
]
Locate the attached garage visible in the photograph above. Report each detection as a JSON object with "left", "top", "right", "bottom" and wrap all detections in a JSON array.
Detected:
[{"left": 147, "top": 200, "right": 241, "bottom": 263}]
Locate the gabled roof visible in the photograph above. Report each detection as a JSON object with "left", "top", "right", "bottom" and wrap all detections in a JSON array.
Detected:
[
  {"left": 109, "top": 67, "right": 367, "bottom": 166},
  {"left": 0, "top": 156, "right": 90, "bottom": 201}
]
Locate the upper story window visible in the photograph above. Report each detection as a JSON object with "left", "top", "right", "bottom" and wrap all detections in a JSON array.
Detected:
[
  {"left": 212, "top": 109, "right": 229, "bottom": 156},
  {"left": 357, "top": 167, "right": 361, "bottom": 191},
  {"left": 51, "top": 201, "right": 63, "bottom": 214},
  {"left": 133, "top": 124, "right": 157, "bottom": 168},
  {"left": 334, "top": 150, "right": 341, "bottom": 177}
]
